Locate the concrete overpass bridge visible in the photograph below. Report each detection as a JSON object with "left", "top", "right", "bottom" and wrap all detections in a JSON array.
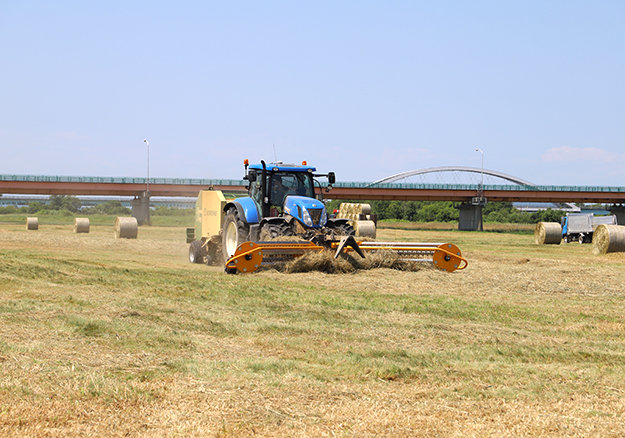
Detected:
[{"left": 2, "top": 169, "right": 625, "bottom": 229}]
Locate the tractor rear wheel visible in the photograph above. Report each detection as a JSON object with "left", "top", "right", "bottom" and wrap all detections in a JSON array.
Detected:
[{"left": 221, "top": 208, "right": 249, "bottom": 261}]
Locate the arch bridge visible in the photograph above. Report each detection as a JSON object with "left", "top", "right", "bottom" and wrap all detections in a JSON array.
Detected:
[{"left": 373, "top": 166, "right": 535, "bottom": 187}]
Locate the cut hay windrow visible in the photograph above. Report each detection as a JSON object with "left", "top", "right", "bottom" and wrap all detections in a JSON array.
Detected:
[
  {"left": 264, "top": 249, "right": 425, "bottom": 274},
  {"left": 534, "top": 222, "right": 562, "bottom": 245},
  {"left": 592, "top": 224, "right": 625, "bottom": 254}
]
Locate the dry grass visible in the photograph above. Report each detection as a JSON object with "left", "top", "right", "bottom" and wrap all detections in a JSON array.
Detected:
[{"left": 1, "top": 221, "right": 625, "bottom": 436}]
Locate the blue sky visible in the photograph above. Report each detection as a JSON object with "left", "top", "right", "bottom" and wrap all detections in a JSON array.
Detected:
[{"left": 1, "top": 1, "right": 624, "bottom": 186}]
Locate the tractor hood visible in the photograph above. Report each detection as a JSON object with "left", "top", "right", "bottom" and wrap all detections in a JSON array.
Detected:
[{"left": 283, "top": 196, "right": 327, "bottom": 228}]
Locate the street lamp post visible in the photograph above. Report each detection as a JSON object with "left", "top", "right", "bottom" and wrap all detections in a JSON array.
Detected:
[
  {"left": 473, "top": 148, "right": 485, "bottom": 231},
  {"left": 475, "top": 148, "right": 484, "bottom": 196},
  {"left": 144, "top": 139, "right": 150, "bottom": 194}
]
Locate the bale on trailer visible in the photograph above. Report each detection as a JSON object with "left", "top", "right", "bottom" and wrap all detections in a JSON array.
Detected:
[
  {"left": 534, "top": 222, "right": 562, "bottom": 245},
  {"left": 26, "top": 217, "right": 38, "bottom": 230},
  {"left": 353, "top": 220, "right": 376, "bottom": 239},
  {"left": 358, "top": 204, "right": 372, "bottom": 215},
  {"left": 73, "top": 218, "right": 90, "bottom": 233},
  {"left": 592, "top": 224, "right": 625, "bottom": 254},
  {"left": 114, "top": 217, "right": 138, "bottom": 239},
  {"left": 337, "top": 203, "right": 371, "bottom": 218}
]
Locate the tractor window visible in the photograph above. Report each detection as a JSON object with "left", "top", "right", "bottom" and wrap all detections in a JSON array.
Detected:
[
  {"left": 249, "top": 180, "right": 262, "bottom": 208},
  {"left": 269, "top": 172, "right": 313, "bottom": 206}
]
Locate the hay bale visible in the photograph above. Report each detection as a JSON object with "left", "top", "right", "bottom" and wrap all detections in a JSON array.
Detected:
[
  {"left": 358, "top": 204, "right": 372, "bottom": 215},
  {"left": 26, "top": 217, "right": 38, "bottom": 230},
  {"left": 534, "top": 222, "right": 562, "bottom": 245},
  {"left": 592, "top": 224, "right": 625, "bottom": 254},
  {"left": 114, "top": 217, "right": 138, "bottom": 239},
  {"left": 73, "top": 218, "right": 90, "bottom": 233},
  {"left": 337, "top": 203, "right": 349, "bottom": 218},
  {"left": 353, "top": 220, "right": 376, "bottom": 239}
]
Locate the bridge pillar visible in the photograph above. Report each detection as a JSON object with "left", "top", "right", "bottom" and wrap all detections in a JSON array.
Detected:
[
  {"left": 131, "top": 192, "right": 151, "bottom": 225},
  {"left": 457, "top": 198, "right": 485, "bottom": 231},
  {"left": 609, "top": 204, "right": 625, "bottom": 225}
]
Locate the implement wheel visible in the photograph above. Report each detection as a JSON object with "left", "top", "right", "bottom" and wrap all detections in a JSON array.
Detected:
[
  {"left": 189, "top": 240, "right": 206, "bottom": 264},
  {"left": 221, "top": 208, "right": 249, "bottom": 261}
]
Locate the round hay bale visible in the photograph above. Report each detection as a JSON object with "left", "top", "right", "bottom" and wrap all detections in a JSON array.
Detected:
[
  {"left": 73, "top": 218, "right": 90, "bottom": 233},
  {"left": 534, "top": 222, "right": 562, "bottom": 245},
  {"left": 26, "top": 217, "right": 38, "bottom": 230},
  {"left": 359, "top": 204, "right": 372, "bottom": 215},
  {"left": 114, "top": 217, "right": 138, "bottom": 239},
  {"left": 353, "top": 220, "right": 376, "bottom": 239},
  {"left": 592, "top": 224, "right": 625, "bottom": 254}
]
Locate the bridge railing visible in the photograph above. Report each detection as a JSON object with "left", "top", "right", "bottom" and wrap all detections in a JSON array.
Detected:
[
  {"left": 0, "top": 174, "right": 246, "bottom": 186},
  {"left": 336, "top": 182, "right": 625, "bottom": 192}
]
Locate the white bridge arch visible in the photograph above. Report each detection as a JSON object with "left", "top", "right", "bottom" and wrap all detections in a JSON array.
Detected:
[{"left": 373, "top": 166, "right": 536, "bottom": 186}]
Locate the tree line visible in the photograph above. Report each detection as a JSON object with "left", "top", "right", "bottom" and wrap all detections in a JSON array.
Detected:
[
  {"left": 326, "top": 200, "right": 566, "bottom": 224},
  {"left": 0, "top": 195, "right": 191, "bottom": 217},
  {"left": 1, "top": 195, "right": 572, "bottom": 224}
]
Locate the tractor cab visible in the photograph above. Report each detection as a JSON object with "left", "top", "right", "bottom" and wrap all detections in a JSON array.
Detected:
[{"left": 244, "top": 161, "right": 333, "bottom": 222}]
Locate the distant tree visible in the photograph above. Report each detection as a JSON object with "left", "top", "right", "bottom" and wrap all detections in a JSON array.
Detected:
[
  {"left": 49, "top": 195, "right": 81, "bottom": 212},
  {"left": 28, "top": 202, "right": 46, "bottom": 214},
  {"left": 0, "top": 205, "right": 20, "bottom": 214},
  {"left": 530, "top": 209, "right": 564, "bottom": 223},
  {"left": 83, "top": 201, "right": 130, "bottom": 215}
]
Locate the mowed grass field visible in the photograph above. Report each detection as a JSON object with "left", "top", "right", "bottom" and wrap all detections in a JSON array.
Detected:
[{"left": 1, "top": 219, "right": 625, "bottom": 437}]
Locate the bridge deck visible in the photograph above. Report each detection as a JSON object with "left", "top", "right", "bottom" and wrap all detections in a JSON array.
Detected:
[{"left": 1, "top": 175, "right": 625, "bottom": 203}]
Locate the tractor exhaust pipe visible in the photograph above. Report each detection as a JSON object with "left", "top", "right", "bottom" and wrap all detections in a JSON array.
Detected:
[{"left": 261, "top": 160, "right": 270, "bottom": 218}]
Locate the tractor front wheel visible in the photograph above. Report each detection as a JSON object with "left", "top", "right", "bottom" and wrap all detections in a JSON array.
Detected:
[
  {"left": 328, "top": 222, "right": 355, "bottom": 236},
  {"left": 259, "top": 222, "right": 295, "bottom": 241}
]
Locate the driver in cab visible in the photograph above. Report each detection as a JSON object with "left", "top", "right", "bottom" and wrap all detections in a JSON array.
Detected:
[{"left": 271, "top": 176, "right": 288, "bottom": 208}]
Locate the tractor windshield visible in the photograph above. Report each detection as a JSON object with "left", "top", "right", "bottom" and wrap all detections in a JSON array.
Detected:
[{"left": 269, "top": 172, "right": 314, "bottom": 206}]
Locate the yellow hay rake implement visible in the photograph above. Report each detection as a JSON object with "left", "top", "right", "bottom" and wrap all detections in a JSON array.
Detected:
[{"left": 224, "top": 237, "right": 468, "bottom": 274}]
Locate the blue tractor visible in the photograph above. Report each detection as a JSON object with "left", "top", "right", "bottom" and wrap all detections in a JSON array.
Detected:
[{"left": 220, "top": 160, "right": 354, "bottom": 260}]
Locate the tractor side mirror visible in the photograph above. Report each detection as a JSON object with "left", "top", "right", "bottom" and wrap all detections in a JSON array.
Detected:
[
  {"left": 328, "top": 172, "right": 336, "bottom": 184},
  {"left": 247, "top": 171, "right": 257, "bottom": 182}
]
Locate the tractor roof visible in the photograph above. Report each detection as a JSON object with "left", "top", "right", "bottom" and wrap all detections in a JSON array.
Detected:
[{"left": 248, "top": 162, "right": 316, "bottom": 173}]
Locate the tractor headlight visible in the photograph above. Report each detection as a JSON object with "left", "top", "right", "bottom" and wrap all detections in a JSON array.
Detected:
[
  {"left": 320, "top": 208, "right": 327, "bottom": 226},
  {"left": 302, "top": 208, "right": 313, "bottom": 227}
]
